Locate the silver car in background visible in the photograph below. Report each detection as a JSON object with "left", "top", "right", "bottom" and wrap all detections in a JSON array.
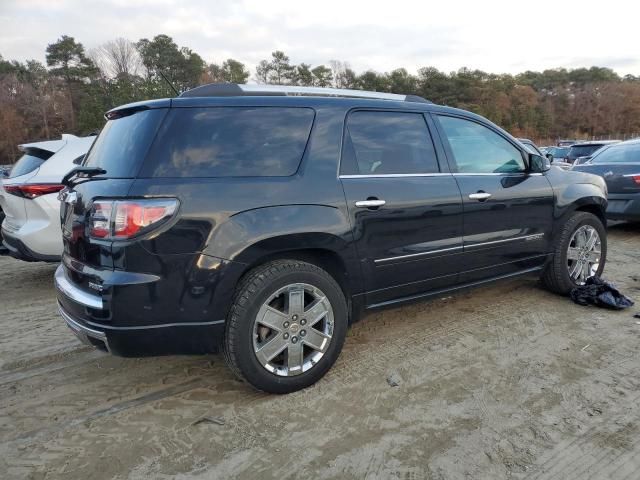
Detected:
[{"left": 1, "top": 135, "right": 95, "bottom": 261}]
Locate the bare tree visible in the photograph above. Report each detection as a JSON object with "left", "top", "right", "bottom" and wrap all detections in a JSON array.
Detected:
[{"left": 91, "top": 38, "right": 143, "bottom": 79}]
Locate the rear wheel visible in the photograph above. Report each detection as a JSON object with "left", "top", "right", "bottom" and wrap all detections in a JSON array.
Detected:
[
  {"left": 541, "top": 211, "right": 607, "bottom": 295},
  {"left": 223, "top": 260, "right": 348, "bottom": 393}
]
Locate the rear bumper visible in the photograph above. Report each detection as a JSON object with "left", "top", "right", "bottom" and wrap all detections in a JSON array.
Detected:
[
  {"left": 54, "top": 263, "right": 228, "bottom": 356},
  {"left": 606, "top": 192, "right": 640, "bottom": 221},
  {"left": 0, "top": 192, "right": 63, "bottom": 259},
  {"left": 59, "top": 302, "right": 111, "bottom": 352},
  {"left": 2, "top": 228, "right": 60, "bottom": 262}
]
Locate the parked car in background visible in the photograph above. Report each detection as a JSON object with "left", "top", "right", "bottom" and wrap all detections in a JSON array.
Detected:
[
  {"left": 545, "top": 146, "right": 570, "bottom": 162},
  {"left": 542, "top": 146, "right": 572, "bottom": 169},
  {"left": 517, "top": 138, "right": 543, "bottom": 155},
  {"left": 558, "top": 139, "right": 578, "bottom": 147},
  {"left": 2, "top": 135, "right": 95, "bottom": 261},
  {"left": 564, "top": 140, "right": 620, "bottom": 164},
  {"left": 517, "top": 138, "right": 574, "bottom": 170},
  {"left": 572, "top": 139, "right": 640, "bottom": 221},
  {"left": 0, "top": 165, "right": 11, "bottom": 254},
  {"left": 55, "top": 84, "right": 608, "bottom": 393}
]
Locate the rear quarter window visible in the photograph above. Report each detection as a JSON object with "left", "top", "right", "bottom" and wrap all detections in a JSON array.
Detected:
[
  {"left": 9, "top": 150, "right": 53, "bottom": 179},
  {"left": 141, "top": 107, "right": 315, "bottom": 178},
  {"left": 84, "top": 108, "right": 168, "bottom": 178}
]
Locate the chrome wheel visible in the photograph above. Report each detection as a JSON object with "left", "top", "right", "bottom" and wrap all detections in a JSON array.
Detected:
[
  {"left": 567, "top": 225, "right": 601, "bottom": 285},
  {"left": 253, "top": 283, "right": 334, "bottom": 377}
]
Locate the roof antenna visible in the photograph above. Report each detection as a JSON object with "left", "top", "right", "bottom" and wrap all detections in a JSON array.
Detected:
[{"left": 159, "top": 70, "right": 179, "bottom": 96}]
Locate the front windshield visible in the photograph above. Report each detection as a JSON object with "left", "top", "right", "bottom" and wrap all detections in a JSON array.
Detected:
[{"left": 591, "top": 143, "right": 640, "bottom": 164}]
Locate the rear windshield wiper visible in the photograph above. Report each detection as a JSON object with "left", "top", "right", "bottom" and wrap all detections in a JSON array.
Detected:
[{"left": 61, "top": 166, "right": 107, "bottom": 187}]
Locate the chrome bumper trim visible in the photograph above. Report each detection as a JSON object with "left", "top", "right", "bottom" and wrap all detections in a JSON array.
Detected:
[
  {"left": 58, "top": 303, "right": 110, "bottom": 352},
  {"left": 54, "top": 264, "right": 103, "bottom": 310}
]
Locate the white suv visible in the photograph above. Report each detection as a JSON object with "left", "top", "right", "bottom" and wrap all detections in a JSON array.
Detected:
[{"left": 1, "top": 134, "right": 95, "bottom": 261}]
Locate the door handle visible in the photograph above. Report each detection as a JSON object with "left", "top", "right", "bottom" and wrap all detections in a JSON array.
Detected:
[
  {"left": 469, "top": 192, "right": 492, "bottom": 201},
  {"left": 355, "top": 199, "right": 386, "bottom": 208}
]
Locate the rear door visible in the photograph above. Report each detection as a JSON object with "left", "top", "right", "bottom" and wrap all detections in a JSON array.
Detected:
[
  {"left": 433, "top": 114, "right": 554, "bottom": 283},
  {"left": 340, "top": 110, "right": 464, "bottom": 306}
]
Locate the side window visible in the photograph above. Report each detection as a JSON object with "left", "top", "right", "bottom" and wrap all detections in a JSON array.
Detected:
[
  {"left": 438, "top": 116, "right": 525, "bottom": 174},
  {"left": 141, "top": 107, "right": 314, "bottom": 178},
  {"left": 341, "top": 111, "right": 439, "bottom": 175}
]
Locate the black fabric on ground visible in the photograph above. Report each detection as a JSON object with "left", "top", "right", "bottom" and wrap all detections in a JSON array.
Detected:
[{"left": 570, "top": 276, "right": 634, "bottom": 309}]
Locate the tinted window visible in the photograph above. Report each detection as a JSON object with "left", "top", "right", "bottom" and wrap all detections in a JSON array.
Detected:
[
  {"left": 85, "top": 109, "right": 167, "bottom": 178},
  {"left": 342, "top": 111, "right": 439, "bottom": 175},
  {"left": 567, "top": 145, "right": 602, "bottom": 159},
  {"left": 438, "top": 116, "right": 525, "bottom": 173},
  {"left": 591, "top": 143, "right": 640, "bottom": 164},
  {"left": 9, "top": 150, "right": 53, "bottom": 179},
  {"left": 142, "top": 107, "right": 314, "bottom": 178}
]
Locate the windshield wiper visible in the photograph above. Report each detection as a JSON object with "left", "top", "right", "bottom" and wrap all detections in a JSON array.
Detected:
[{"left": 61, "top": 166, "right": 107, "bottom": 187}]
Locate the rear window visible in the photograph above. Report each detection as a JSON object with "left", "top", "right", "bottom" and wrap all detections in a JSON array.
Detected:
[
  {"left": 9, "top": 149, "right": 53, "bottom": 179},
  {"left": 568, "top": 145, "right": 601, "bottom": 158},
  {"left": 84, "top": 108, "right": 167, "bottom": 178},
  {"left": 592, "top": 143, "right": 640, "bottom": 164},
  {"left": 141, "top": 107, "right": 315, "bottom": 178}
]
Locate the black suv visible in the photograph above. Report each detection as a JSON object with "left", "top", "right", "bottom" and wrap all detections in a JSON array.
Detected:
[
  {"left": 565, "top": 141, "right": 620, "bottom": 164},
  {"left": 55, "top": 84, "right": 608, "bottom": 393}
]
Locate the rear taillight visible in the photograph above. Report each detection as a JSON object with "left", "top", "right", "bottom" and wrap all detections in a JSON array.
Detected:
[
  {"left": 4, "top": 184, "right": 65, "bottom": 199},
  {"left": 89, "top": 199, "right": 179, "bottom": 240},
  {"left": 632, "top": 175, "right": 640, "bottom": 185}
]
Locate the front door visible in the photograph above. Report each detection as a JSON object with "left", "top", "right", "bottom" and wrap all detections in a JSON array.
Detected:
[
  {"left": 340, "top": 110, "right": 464, "bottom": 306},
  {"left": 433, "top": 114, "right": 554, "bottom": 283}
]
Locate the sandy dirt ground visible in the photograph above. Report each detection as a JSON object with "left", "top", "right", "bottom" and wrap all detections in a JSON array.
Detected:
[{"left": 1, "top": 223, "right": 640, "bottom": 480}]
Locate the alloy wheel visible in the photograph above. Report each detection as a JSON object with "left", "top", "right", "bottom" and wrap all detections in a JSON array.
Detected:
[
  {"left": 252, "top": 283, "right": 334, "bottom": 376},
  {"left": 567, "top": 225, "right": 601, "bottom": 285}
]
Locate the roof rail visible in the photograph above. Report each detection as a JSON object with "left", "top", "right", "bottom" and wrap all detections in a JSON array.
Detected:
[{"left": 179, "top": 83, "right": 431, "bottom": 103}]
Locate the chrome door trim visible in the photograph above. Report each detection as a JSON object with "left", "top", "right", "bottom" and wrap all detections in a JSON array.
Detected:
[
  {"left": 374, "top": 233, "right": 544, "bottom": 264},
  {"left": 451, "top": 172, "right": 527, "bottom": 177},
  {"left": 374, "top": 245, "right": 464, "bottom": 264},
  {"left": 339, "top": 173, "right": 452, "bottom": 179},
  {"left": 464, "top": 233, "right": 544, "bottom": 249}
]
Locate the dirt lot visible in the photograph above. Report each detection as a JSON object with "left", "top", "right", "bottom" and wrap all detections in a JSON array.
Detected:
[{"left": 1, "top": 223, "right": 640, "bottom": 480}]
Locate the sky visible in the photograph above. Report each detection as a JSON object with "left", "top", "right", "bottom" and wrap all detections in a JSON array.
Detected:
[{"left": 1, "top": 0, "right": 639, "bottom": 77}]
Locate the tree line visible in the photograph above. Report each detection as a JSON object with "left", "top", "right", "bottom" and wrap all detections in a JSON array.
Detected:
[{"left": 1, "top": 33, "right": 640, "bottom": 164}]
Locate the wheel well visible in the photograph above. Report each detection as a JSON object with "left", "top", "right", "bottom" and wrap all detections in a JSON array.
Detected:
[
  {"left": 575, "top": 204, "right": 606, "bottom": 227},
  {"left": 241, "top": 249, "right": 351, "bottom": 299}
]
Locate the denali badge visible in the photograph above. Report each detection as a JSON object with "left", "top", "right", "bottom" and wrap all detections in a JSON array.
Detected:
[{"left": 88, "top": 282, "right": 104, "bottom": 292}]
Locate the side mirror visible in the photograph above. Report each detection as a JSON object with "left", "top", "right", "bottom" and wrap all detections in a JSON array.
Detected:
[
  {"left": 72, "top": 154, "right": 85, "bottom": 166},
  {"left": 545, "top": 153, "right": 554, "bottom": 162},
  {"left": 529, "top": 153, "right": 550, "bottom": 173}
]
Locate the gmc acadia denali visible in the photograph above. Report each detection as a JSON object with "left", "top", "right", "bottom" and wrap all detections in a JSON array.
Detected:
[{"left": 55, "top": 84, "right": 608, "bottom": 393}]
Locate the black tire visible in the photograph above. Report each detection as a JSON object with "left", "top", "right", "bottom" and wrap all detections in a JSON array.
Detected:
[
  {"left": 223, "top": 260, "right": 348, "bottom": 394},
  {"left": 541, "top": 211, "right": 607, "bottom": 295}
]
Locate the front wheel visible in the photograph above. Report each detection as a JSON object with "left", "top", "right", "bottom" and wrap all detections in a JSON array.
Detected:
[
  {"left": 223, "top": 260, "right": 348, "bottom": 394},
  {"left": 541, "top": 211, "right": 607, "bottom": 295}
]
